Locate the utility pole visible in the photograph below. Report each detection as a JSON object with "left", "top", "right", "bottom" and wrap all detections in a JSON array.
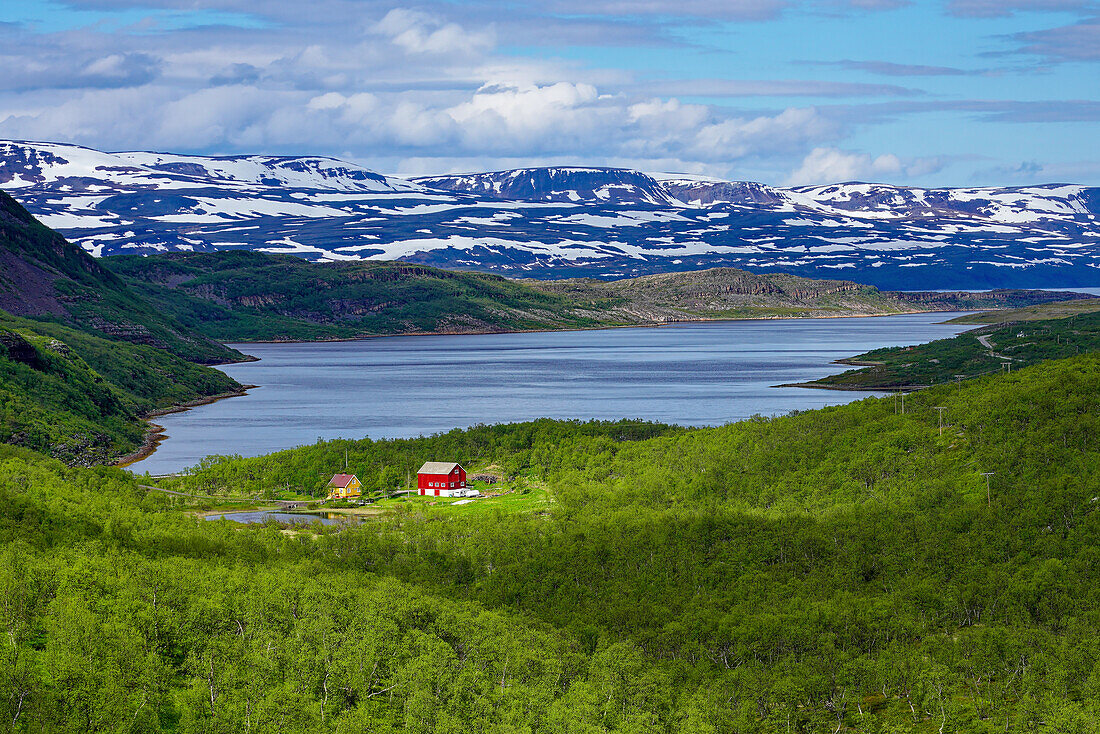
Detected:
[
  {"left": 1002, "top": 362, "right": 1011, "bottom": 373},
  {"left": 900, "top": 392, "right": 905, "bottom": 415},
  {"left": 981, "top": 472, "right": 995, "bottom": 507},
  {"left": 344, "top": 448, "right": 348, "bottom": 470},
  {"left": 934, "top": 407, "right": 947, "bottom": 436}
]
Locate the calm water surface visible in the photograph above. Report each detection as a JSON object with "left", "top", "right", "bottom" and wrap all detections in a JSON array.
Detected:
[
  {"left": 203, "top": 512, "right": 346, "bottom": 526},
  {"left": 130, "top": 314, "right": 974, "bottom": 474}
]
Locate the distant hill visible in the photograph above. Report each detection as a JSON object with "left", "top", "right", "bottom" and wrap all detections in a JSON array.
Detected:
[
  {"left": 3, "top": 140, "right": 1098, "bottom": 289},
  {"left": 0, "top": 140, "right": 421, "bottom": 194},
  {"left": 102, "top": 251, "right": 1094, "bottom": 342},
  {"left": 115, "top": 150, "right": 422, "bottom": 193},
  {"left": 945, "top": 298, "right": 1100, "bottom": 324},
  {"left": 531, "top": 271, "right": 1091, "bottom": 322},
  {"left": 102, "top": 251, "right": 603, "bottom": 341}
]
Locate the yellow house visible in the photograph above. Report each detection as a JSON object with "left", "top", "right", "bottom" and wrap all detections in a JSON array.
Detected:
[{"left": 326, "top": 473, "right": 362, "bottom": 500}]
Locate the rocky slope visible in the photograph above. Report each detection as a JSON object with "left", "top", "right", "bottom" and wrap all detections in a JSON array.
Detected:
[
  {"left": 0, "top": 188, "right": 242, "bottom": 364},
  {"left": 0, "top": 195, "right": 248, "bottom": 463}
]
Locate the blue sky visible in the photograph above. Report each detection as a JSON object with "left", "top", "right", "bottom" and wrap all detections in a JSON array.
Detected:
[{"left": 0, "top": 0, "right": 1097, "bottom": 185}]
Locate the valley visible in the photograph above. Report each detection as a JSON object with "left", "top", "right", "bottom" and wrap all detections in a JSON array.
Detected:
[
  {"left": 2, "top": 188, "right": 1086, "bottom": 469},
  {"left": 4, "top": 1, "right": 1100, "bottom": 730}
]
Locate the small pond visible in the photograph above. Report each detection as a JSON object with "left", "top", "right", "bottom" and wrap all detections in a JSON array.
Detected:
[{"left": 203, "top": 511, "right": 349, "bottom": 526}]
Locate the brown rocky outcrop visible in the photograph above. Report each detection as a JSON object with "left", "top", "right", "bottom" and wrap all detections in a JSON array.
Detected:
[{"left": 0, "top": 329, "right": 41, "bottom": 369}]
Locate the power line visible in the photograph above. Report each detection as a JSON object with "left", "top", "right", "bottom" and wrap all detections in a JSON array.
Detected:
[
  {"left": 934, "top": 407, "right": 947, "bottom": 436},
  {"left": 980, "top": 472, "right": 995, "bottom": 507}
]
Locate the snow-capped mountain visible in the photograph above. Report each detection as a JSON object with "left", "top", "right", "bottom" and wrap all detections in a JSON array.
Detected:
[
  {"left": 660, "top": 178, "right": 786, "bottom": 207},
  {"left": 670, "top": 178, "right": 1097, "bottom": 224},
  {"left": 115, "top": 151, "right": 418, "bottom": 193},
  {"left": 413, "top": 167, "right": 680, "bottom": 206},
  {"left": 0, "top": 141, "right": 422, "bottom": 194},
  {"left": 1, "top": 140, "right": 1098, "bottom": 289}
]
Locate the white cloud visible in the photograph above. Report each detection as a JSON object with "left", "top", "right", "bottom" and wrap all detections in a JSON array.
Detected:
[
  {"left": 375, "top": 9, "right": 494, "bottom": 56},
  {"left": 445, "top": 82, "right": 603, "bottom": 150},
  {"left": 784, "top": 147, "right": 944, "bottom": 184},
  {"left": 693, "top": 108, "right": 838, "bottom": 159},
  {"left": 0, "top": 1, "right": 1024, "bottom": 184},
  {"left": 0, "top": 70, "right": 854, "bottom": 178}
]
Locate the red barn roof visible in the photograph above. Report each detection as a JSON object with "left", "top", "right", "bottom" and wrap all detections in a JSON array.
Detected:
[
  {"left": 327, "top": 473, "right": 358, "bottom": 488},
  {"left": 417, "top": 462, "right": 462, "bottom": 475}
]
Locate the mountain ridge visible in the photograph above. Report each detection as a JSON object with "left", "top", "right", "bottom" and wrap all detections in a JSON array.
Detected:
[
  {"left": 413, "top": 166, "right": 680, "bottom": 205},
  {"left": 2, "top": 140, "right": 1098, "bottom": 289}
]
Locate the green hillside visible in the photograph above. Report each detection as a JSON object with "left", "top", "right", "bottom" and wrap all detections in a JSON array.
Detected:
[
  {"left": 0, "top": 313, "right": 241, "bottom": 465},
  {"left": 103, "top": 251, "right": 606, "bottom": 341},
  {"left": 800, "top": 310, "right": 1100, "bottom": 390},
  {"left": 2, "top": 352, "right": 1098, "bottom": 731}
]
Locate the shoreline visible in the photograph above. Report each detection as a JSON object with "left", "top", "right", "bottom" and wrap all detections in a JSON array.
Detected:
[
  {"left": 115, "top": 422, "right": 167, "bottom": 468},
  {"left": 123, "top": 310, "right": 974, "bottom": 469},
  {"left": 115, "top": 385, "right": 258, "bottom": 469},
  {"left": 221, "top": 307, "right": 966, "bottom": 346},
  {"left": 776, "top": 381, "right": 926, "bottom": 392},
  {"left": 774, "top": 356, "right": 926, "bottom": 393},
  {"left": 145, "top": 384, "right": 259, "bottom": 418}
]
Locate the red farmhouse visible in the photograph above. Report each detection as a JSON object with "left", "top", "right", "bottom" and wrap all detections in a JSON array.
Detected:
[{"left": 417, "top": 462, "right": 467, "bottom": 496}]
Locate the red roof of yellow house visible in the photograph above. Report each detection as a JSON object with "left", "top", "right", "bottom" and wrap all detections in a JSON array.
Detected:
[{"left": 327, "top": 473, "right": 359, "bottom": 489}]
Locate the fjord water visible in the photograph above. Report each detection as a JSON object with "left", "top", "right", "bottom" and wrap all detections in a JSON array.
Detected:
[{"left": 129, "top": 314, "right": 973, "bottom": 474}]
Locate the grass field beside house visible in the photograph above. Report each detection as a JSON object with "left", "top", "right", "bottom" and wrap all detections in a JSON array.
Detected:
[{"left": 376, "top": 488, "right": 554, "bottom": 517}]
